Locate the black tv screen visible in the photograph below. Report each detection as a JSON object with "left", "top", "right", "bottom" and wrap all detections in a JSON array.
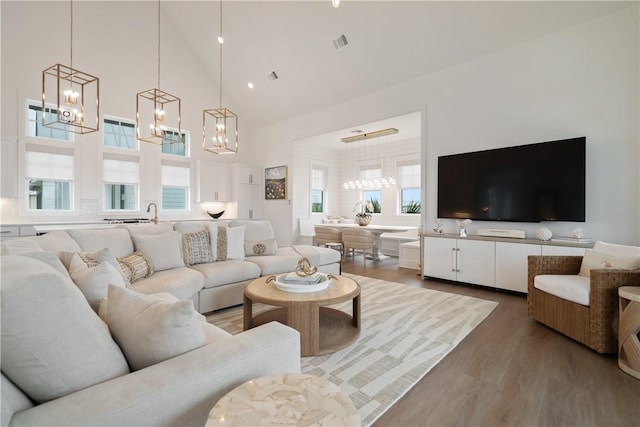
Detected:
[{"left": 437, "top": 137, "right": 586, "bottom": 222}]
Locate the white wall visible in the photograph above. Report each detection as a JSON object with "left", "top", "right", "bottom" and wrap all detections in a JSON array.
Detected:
[
  {"left": 252, "top": 6, "right": 639, "bottom": 246},
  {"left": 0, "top": 1, "right": 252, "bottom": 223}
]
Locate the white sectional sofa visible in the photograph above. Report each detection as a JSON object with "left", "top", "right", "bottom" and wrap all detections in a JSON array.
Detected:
[
  {"left": 0, "top": 219, "right": 340, "bottom": 426},
  {"left": 1, "top": 219, "right": 341, "bottom": 313}
]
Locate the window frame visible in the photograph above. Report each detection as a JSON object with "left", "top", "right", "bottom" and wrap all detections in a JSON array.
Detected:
[
  {"left": 103, "top": 115, "right": 138, "bottom": 151},
  {"left": 102, "top": 157, "right": 140, "bottom": 212},
  {"left": 397, "top": 161, "right": 421, "bottom": 215},
  {"left": 24, "top": 148, "right": 74, "bottom": 212},
  {"left": 310, "top": 165, "right": 328, "bottom": 215},
  {"left": 160, "top": 162, "right": 191, "bottom": 211},
  {"left": 25, "top": 100, "right": 74, "bottom": 142},
  {"left": 160, "top": 128, "right": 189, "bottom": 158}
]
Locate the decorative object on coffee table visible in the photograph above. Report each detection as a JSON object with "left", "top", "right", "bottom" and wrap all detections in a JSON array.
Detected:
[
  {"left": 205, "top": 374, "right": 360, "bottom": 426},
  {"left": 618, "top": 286, "right": 640, "bottom": 380},
  {"left": 295, "top": 257, "right": 317, "bottom": 276}
]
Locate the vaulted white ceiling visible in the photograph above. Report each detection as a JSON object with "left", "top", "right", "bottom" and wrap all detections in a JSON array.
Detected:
[{"left": 163, "top": 1, "right": 632, "bottom": 131}]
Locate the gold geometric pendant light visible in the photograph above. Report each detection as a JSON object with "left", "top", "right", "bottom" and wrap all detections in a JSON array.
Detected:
[
  {"left": 136, "top": 0, "right": 182, "bottom": 145},
  {"left": 42, "top": 0, "right": 99, "bottom": 134},
  {"left": 203, "top": 0, "right": 238, "bottom": 154}
]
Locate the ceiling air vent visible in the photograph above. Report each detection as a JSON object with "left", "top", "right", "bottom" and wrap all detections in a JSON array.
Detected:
[
  {"left": 333, "top": 34, "right": 349, "bottom": 49},
  {"left": 267, "top": 71, "right": 279, "bottom": 81}
]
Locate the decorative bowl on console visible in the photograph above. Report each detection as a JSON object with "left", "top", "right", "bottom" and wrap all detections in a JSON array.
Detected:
[{"left": 207, "top": 210, "right": 225, "bottom": 219}]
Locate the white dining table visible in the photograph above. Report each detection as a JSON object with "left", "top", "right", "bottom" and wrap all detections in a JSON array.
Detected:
[{"left": 315, "top": 223, "right": 418, "bottom": 261}]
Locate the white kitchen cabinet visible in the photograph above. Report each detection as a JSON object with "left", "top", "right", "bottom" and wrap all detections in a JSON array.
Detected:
[
  {"left": 541, "top": 245, "right": 587, "bottom": 256},
  {"left": 233, "top": 164, "right": 263, "bottom": 219},
  {"left": 495, "top": 242, "right": 541, "bottom": 293},
  {"left": 424, "top": 236, "right": 458, "bottom": 281},
  {"left": 195, "top": 160, "right": 231, "bottom": 203},
  {"left": 236, "top": 165, "right": 261, "bottom": 185}
]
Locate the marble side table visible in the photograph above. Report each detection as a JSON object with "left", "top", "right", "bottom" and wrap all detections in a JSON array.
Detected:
[
  {"left": 618, "top": 286, "right": 640, "bottom": 380},
  {"left": 205, "top": 374, "right": 360, "bottom": 427}
]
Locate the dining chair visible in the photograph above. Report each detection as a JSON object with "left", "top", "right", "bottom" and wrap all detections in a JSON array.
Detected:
[
  {"left": 342, "top": 228, "right": 376, "bottom": 266},
  {"left": 313, "top": 226, "right": 343, "bottom": 254}
]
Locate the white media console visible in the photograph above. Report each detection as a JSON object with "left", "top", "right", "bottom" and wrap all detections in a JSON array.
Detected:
[{"left": 423, "top": 233, "right": 593, "bottom": 293}]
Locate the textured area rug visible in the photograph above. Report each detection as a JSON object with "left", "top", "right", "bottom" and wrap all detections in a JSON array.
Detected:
[{"left": 207, "top": 274, "right": 498, "bottom": 426}]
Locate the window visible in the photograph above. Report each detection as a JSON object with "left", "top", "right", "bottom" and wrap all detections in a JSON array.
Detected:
[
  {"left": 311, "top": 166, "right": 327, "bottom": 213},
  {"left": 361, "top": 166, "right": 382, "bottom": 213},
  {"left": 25, "top": 150, "right": 73, "bottom": 210},
  {"left": 104, "top": 117, "right": 136, "bottom": 149},
  {"left": 26, "top": 103, "right": 72, "bottom": 141},
  {"left": 103, "top": 159, "right": 138, "bottom": 210},
  {"left": 161, "top": 129, "right": 187, "bottom": 156},
  {"left": 161, "top": 164, "right": 190, "bottom": 210},
  {"left": 398, "top": 162, "right": 421, "bottom": 214}
]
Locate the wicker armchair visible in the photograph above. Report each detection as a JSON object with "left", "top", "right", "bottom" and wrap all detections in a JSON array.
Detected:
[{"left": 528, "top": 255, "right": 640, "bottom": 354}]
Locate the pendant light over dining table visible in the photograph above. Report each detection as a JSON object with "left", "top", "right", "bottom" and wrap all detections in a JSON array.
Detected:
[
  {"left": 203, "top": 0, "right": 238, "bottom": 154},
  {"left": 41, "top": 0, "right": 100, "bottom": 134},
  {"left": 136, "top": 0, "right": 182, "bottom": 145}
]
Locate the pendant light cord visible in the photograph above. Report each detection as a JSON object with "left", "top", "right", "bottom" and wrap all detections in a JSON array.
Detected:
[
  {"left": 219, "top": 0, "right": 223, "bottom": 108},
  {"left": 69, "top": 0, "right": 73, "bottom": 70},
  {"left": 157, "top": 0, "right": 161, "bottom": 89}
]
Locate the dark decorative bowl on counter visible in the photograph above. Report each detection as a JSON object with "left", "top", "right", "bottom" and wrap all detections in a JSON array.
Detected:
[{"left": 207, "top": 210, "right": 225, "bottom": 219}]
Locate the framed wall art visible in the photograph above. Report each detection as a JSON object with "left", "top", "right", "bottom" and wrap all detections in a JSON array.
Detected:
[{"left": 265, "top": 165, "right": 288, "bottom": 200}]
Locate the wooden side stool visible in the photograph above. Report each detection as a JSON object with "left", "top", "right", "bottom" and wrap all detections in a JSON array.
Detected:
[{"left": 618, "top": 286, "right": 640, "bottom": 380}]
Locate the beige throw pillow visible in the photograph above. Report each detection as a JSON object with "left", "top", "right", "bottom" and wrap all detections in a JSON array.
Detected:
[
  {"left": 244, "top": 238, "right": 278, "bottom": 256},
  {"left": 578, "top": 249, "right": 640, "bottom": 277},
  {"left": 132, "top": 232, "right": 184, "bottom": 271},
  {"left": 182, "top": 230, "right": 215, "bottom": 266},
  {"left": 68, "top": 254, "right": 126, "bottom": 312},
  {"left": 117, "top": 251, "right": 154, "bottom": 284},
  {"left": 105, "top": 285, "right": 208, "bottom": 371}
]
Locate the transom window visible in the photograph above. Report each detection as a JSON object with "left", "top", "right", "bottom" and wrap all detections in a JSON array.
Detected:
[
  {"left": 104, "top": 117, "right": 136, "bottom": 150},
  {"left": 161, "top": 129, "right": 188, "bottom": 157},
  {"left": 26, "top": 103, "right": 72, "bottom": 141}
]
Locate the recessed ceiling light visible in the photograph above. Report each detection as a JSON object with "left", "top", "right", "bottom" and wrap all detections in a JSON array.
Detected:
[
  {"left": 217, "top": 36, "right": 224, "bottom": 44},
  {"left": 333, "top": 34, "right": 349, "bottom": 49},
  {"left": 247, "top": 82, "right": 254, "bottom": 89},
  {"left": 267, "top": 71, "right": 279, "bottom": 81}
]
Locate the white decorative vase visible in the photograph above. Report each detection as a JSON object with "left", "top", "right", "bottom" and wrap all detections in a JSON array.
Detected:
[{"left": 536, "top": 228, "right": 552, "bottom": 241}]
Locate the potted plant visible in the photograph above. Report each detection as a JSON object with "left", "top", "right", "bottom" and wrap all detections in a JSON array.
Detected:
[{"left": 353, "top": 200, "right": 374, "bottom": 226}]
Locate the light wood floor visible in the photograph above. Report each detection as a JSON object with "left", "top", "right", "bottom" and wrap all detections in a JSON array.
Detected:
[{"left": 341, "top": 255, "right": 640, "bottom": 427}]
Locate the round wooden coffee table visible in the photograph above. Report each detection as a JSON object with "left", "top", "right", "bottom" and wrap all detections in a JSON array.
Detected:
[{"left": 243, "top": 274, "right": 361, "bottom": 357}]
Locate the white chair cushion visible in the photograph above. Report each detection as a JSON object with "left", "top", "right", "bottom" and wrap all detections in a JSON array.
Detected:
[
  {"left": 534, "top": 274, "right": 591, "bottom": 306},
  {"left": 1, "top": 255, "right": 129, "bottom": 403}
]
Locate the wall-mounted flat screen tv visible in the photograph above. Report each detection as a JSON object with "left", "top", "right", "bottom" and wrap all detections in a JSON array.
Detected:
[{"left": 437, "top": 137, "right": 586, "bottom": 222}]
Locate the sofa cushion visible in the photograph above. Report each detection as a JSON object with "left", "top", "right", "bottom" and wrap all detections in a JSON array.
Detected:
[
  {"left": 131, "top": 232, "right": 185, "bottom": 271},
  {"left": 174, "top": 220, "right": 225, "bottom": 234},
  {"left": 128, "top": 266, "right": 204, "bottom": 299},
  {"left": 67, "top": 228, "right": 134, "bottom": 258},
  {"left": 105, "top": 285, "right": 209, "bottom": 370},
  {"left": 0, "top": 255, "right": 129, "bottom": 403},
  {"left": 190, "top": 260, "right": 261, "bottom": 289},
  {"left": 245, "top": 246, "right": 303, "bottom": 275},
  {"left": 0, "top": 237, "right": 43, "bottom": 255},
  {"left": 182, "top": 230, "right": 215, "bottom": 266},
  {"left": 228, "top": 220, "right": 276, "bottom": 241},
  {"left": 534, "top": 274, "right": 591, "bottom": 306},
  {"left": 68, "top": 255, "right": 127, "bottom": 312},
  {"left": 60, "top": 247, "right": 123, "bottom": 277},
  {"left": 23, "top": 230, "right": 81, "bottom": 257},
  {"left": 117, "top": 251, "right": 154, "bottom": 283},
  {"left": 578, "top": 249, "right": 640, "bottom": 278},
  {"left": 121, "top": 222, "right": 174, "bottom": 235}
]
